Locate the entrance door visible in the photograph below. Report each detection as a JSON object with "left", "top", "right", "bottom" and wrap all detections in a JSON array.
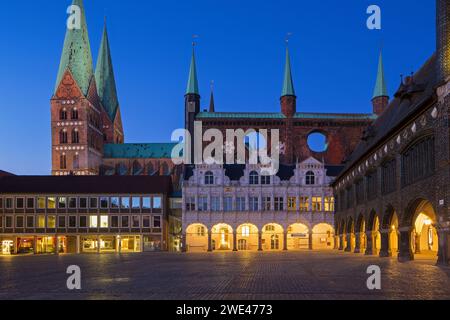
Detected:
[
  {"left": 271, "top": 235, "right": 280, "bottom": 250},
  {"left": 238, "top": 239, "right": 247, "bottom": 251}
]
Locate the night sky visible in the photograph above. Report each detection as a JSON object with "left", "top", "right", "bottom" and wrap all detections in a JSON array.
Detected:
[{"left": 0, "top": 0, "right": 435, "bottom": 174}]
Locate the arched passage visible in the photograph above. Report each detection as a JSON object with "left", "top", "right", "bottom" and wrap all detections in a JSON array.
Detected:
[
  {"left": 312, "top": 223, "right": 335, "bottom": 250},
  {"left": 236, "top": 224, "right": 259, "bottom": 251},
  {"left": 345, "top": 217, "right": 355, "bottom": 252},
  {"left": 287, "top": 223, "right": 309, "bottom": 250},
  {"left": 355, "top": 214, "right": 366, "bottom": 253},
  {"left": 211, "top": 224, "right": 234, "bottom": 251},
  {"left": 380, "top": 206, "right": 399, "bottom": 257},
  {"left": 262, "top": 224, "right": 284, "bottom": 251},
  {"left": 186, "top": 224, "right": 208, "bottom": 253},
  {"left": 339, "top": 219, "right": 347, "bottom": 250},
  {"left": 366, "top": 210, "right": 381, "bottom": 255}
]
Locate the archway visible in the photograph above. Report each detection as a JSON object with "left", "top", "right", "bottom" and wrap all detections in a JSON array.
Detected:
[
  {"left": 186, "top": 224, "right": 208, "bottom": 253},
  {"left": 355, "top": 214, "right": 366, "bottom": 253},
  {"left": 211, "top": 224, "right": 234, "bottom": 251},
  {"left": 345, "top": 217, "right": 355, "bottom": 252},
  {"left": 262, "top": 224, "right": 284, "bottom": 251},
  {"left": 411, "top": 200, "right": 438, "bottom": 260},
  {"left": 287, "top": 223, "right": 309, "bottom": 250},
  {"left": 367, "top": 210, "right": 381, "bottom": 255},
  {"left": 380, "top": 206, "right": 399, "bottom": 257},
  {"left": 312, "top": 223, "right": 335, "bottom": 250},
  {"left": 236, "top": 224, "right": 259, "bottom": 251},
  {"left": 339, "top": 219, "right": 347, "bottom": 250}
]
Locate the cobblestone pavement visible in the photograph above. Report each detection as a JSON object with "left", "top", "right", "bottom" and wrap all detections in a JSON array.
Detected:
[{"left": 0, "top": 251, "right": 449, "bottom": 300}]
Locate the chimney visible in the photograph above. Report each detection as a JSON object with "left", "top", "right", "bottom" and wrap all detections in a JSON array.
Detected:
[{"left": 437, "top": 0, "right": 450, "bottom": 83}]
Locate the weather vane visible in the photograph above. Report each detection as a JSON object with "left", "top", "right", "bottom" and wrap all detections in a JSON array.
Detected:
[
  {"left": 192, "top": 34, "right": 200, "bottom": 47},
  {"left": 285, "top": 32, "right": 293, "bottom": 44}
]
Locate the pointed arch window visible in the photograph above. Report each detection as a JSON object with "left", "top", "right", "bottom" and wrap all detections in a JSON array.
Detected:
[
  {"left": 71, "top": 108, "right": 79, "bottom": 120},
  {"left": 60, "top": 129, "right": 68, "bottom": 144},
  {"left": 73, "top": 153, "right": 80, "bottom": 170},
  {"left": 72, "top": 129, "right": 79, "bottom": 144},
  {"left": 60, "top": 153, "right": 67, "bottom": 170},
  {"left": 306, "top": 171, "right": 315, "bottom": 185},
  {"left": 60, "top": 108, "right": 67, "bottom": 120},
  {"left": 249, "top": 171, "right": 259, "bottom": 185},
  {"left": 205, "top": 171, "right": 214, "bottom": 185}
]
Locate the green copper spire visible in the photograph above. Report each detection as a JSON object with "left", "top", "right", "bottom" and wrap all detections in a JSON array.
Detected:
[
  {"left": 372, "top": 51, "right": 388, "bottom": 99},
  {"left": 281, "top": 45, "right": 296, "bottom": 97},
  {"left": 95, "top": 22, "right": 119, "bottom": 121},
  {"left": 55, "top": 0, "right": 94, "bottom": 96},
  {"left": 186, "top": 47, "right": 199, "bottom": 95}
]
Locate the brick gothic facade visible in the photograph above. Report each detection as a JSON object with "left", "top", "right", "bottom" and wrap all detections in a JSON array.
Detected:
[{"left": 333, "top": 0, "right": 450, "bottom": 265}]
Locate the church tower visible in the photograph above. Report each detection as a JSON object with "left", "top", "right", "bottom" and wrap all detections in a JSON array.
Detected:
[
  {"left": 95, "top": 21, "right": 124, "bottom": 144},
  {"left": 185, "top": 46, "right": 201, "bottom": 163},
  {"left": 51, "top": 0, "right": 104, "bottom": 176},
  {"left": 371, "top": 51, "right": 389, "bottom": 116}
]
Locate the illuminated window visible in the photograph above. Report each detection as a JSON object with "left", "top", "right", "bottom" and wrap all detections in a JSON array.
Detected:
[
  {"left": 100, "top": 216, "right": 108, "bottom": 228},
  {"left": 324, "top": 197, "right": 335, "bottom": 212},
  {"left": 299, "top": 197, "right": 309, "bottom": 211},
  {"left": 37, "top": 197, "right": 46, "bottom": 209},
  {"left": 312, "top": 197, "right": 322, "bottom": 212},
  {"left": 265, "top": 225, "right": 275, "bottom": 232},
  {"left": 288, "top": 197, "right": 296, "bottom": 211},
  {"left": 197, "top": 226, "right": 205, "bottom": 237},
  {"left": 89, "top": 216, "right": 98, "bottom": 228},
  {"left": 241, "top": 226, "right": 250, "bottom": 237},
  {"left": 37, "top": 215, "right": 45, "bottom": 228},
  {"left": 121, "top": 197, "right": 130, "bottom": 209},
  {"left": 47, "top": 197, "right": 56, "bottom": 209},
  {"left": 47, "top": 216, "right": 56, "bottom": 228}
]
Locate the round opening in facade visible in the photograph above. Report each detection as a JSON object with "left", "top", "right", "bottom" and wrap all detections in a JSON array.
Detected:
[{"left": 307, "top": 132, "right": 328, "bottom": 153}]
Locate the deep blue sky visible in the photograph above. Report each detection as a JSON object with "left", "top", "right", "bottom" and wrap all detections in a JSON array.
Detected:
[{"left": 0, "top": 0, "right": 435, "bottom": 175}]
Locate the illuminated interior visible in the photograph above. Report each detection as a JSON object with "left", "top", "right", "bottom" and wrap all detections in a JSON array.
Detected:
[
  {"left": 312, "top": 223, "right": 335, "bottom": 250},
  {"left": 236, "top": 224, "right": 259, "bottom": 251},
  {"left": 412, "top": 200, "right": 438, "bottom": 259},
  {"left": 262, "top": 224, "right": 284, "bottom": 251},
  {"left": 211, "top": 224, "right": 233, "bottom": 251},
  {"left": 186, "top": 224, "right": 208, "bottom": 252},
  {"left": 287, "top": 223, "right": 309, "bottom": 250}
]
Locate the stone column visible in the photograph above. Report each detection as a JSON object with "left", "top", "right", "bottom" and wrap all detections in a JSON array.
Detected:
[
  {"left": 283, "top": 231, "right": 288, "bottom": 251},
  {"left": 207, "top": 230, "right": 213, "bottom": 252},
  {"left": 258, "top": 231, "right": 263, "bottom": 251},
  {"left": 379, "top": 229, "right": 392, "bottom": 257},
  {"left": 345, "top": 233, "right": 352, "bottom": 252},
  {"left": 338, "top": 234, "right": 344, "bottom": 250},
  {"left": 354, "top": 232, "right": 361, "bottom": 253},
  {"left": 398, "top": 227, "right": 414, "bottom": 262},
  {"left": 76, "top": 235, "right": 81, "bottom": 254},
  {"left": 365, "top": 231, "right": 375, "bottom": 255},
  {"left": 309, "top": 232, "right": 313, "bottom": 250},
  {"left": 233, "top": 230, "right": 238, "bottom": 252},
  {"left": 414, "top": 233, "right": 421, "bottom": 254}
]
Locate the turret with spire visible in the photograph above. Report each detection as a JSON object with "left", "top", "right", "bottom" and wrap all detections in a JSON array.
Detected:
[
  {"left": 281, "top": 42, "right": 297, "bottom": 118},
  {"left": 372, "top": 51, "right": 389, "bottom": 116},
  {"left": 95, "top": 20, "right": 124, "bottom": 144},
  {"left": 209, "top": 81, "right": 215, "bottom": 113}
]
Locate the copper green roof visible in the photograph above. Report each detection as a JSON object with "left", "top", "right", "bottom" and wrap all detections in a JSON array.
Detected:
[
  {"left": 372, "top": 51, "right": 388, "bottom": 99},
  {"left": 186, "top": 48, "right": 199, "bottom": 95},
  {"left": 95, "top": 23, "right": 119, "bottom": 121},
  {"left": 281, "top": 46, "right": 296, "bottom": 97},
  {"left": 104, "top": 143, "right": 180, "bottom": 159},
  {"left": 55, "top": 0, "right": 94, "bottom": 96},
  {"left": 196, "top": 112, "right": 376, "bottom": 120}
]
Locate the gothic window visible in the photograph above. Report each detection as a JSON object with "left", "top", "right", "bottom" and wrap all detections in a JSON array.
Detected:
[
  {"left": 73, "top": 153, "right": 80, "bottom": 170},
  {"left": 355, "top": 179, "right": 364, "bottom": 205},
  {"left": 401, "top": 136, "right": 435, "bottom": 187},
  {"left": 71, "top": 108, "right": 79, "bottom": 120},
  {"left": 381, "top": 158, "right": 397, "bottom": 194},
  {"left": 204, "top": 171, "right": 214, "bottom": 185},
  {"left": 60, "top": 153, "right": 67, "bottom": 170},
  {"left": 366, "top": 171, "right": 378, "bottom": 201},
  {"left": 306, "top": 171, "right": 315, "bottom": 185},
  {"left": 72, "top": 129, "right": 79, "bottom": 144},
  {"left": 60, "top": 108, "right": 67, "bottom": 120},
  {"left": 60, "top": 130, "right": 68, "bottom": 144},
  {"left": 249, "top": 171, "right": 259, "bottom": 185}
]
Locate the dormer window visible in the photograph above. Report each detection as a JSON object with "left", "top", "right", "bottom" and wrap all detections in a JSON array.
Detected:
[
  {"left": 261, "top": 175, "right": 271, "bottom": 185},
  {"left": 205, "top": 171, "right": 214, "bottom": 185},
  {"left": 306, "top": 171, "right": 315, "bottom": 185},
  {"left": 249, "top": 171, "right": 259, "bottom": 185}
]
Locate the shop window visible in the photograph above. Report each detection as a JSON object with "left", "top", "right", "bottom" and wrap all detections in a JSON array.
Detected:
[
  {"left": 58, "top": 216, "right": 66, "bottom": 228},
  {"left": 89, "top": 216, "right": 98, "bottom": 228},
  {"left": 5, "top": 216, "right": 13, "bottom": 228},
  {"left": 37, "top": 197, "right": 46, "bottom": 209},
  {"left": 153, "top": 216, "right": 161, "bottom": 228},
  {"left": 89, "top": 197, "right": 98, "bottom": 209},
  {"left": 26, "top": 216, "right": 34, "bottom": 228},
  {"left": 79, "top": 216, "right": 87, "bottom": 228},
  {"left": 16, "top": 216, "right": 24, "bottom": 228},
  {"left": 58, "top": 197, "right": 67, "bottom": 209},
  {"left": 111, "top": 216, "right": 119, "bottom": 228},
  {"left": 142, "top": 197, "right": 151, "bottom": 209},
  {"left": 121, "top": 216, "right": 129, "bottom": 228},
  {"left": 288, "top": 197, "right": 297, "bottom": 211},
  {"left": 100, "top": 216, "right": 108, "bottom": 228},
  {"left": 100, "top": 197, "right": 109, "bottom": 209},
  {"left": 26, "top": 198, "right": 35, "bottom": 209},
  {"left": 37, "top": 215, "right": 45, "bottom": 228},
  {"left": 47, "top": 197, "right": 56, "bottom": 209},
  {"left": 132, "top": 216, "right": 140, "bottom": 228},
  {"left": 68, "top": 198, "right": 77, "bottom": 209},
  {"left": 79, "top": 198, "right": 87, "bottom": 209},
  {"left": 5, "top": 198, "right": 13, "bottom": 209},
  {"left": 111, "top": 197, "right": 120, "bottom": 209},
  {"left": 16, "top": 198, "right": 24, "bottom": 209},
  {"left": 121, "top": 197, "right": 130, "bottom": 209},
  {"left": 153, "top": 197, "right": 162, "bottom": 209},
  {"left": 143, "top": 216, "right": 151, "bottom": 228},
  {"left": 299, "top": 197, "right": 309, "bottom": 211},
  {"left": 132, "top": 197, "right": 141, "bottom": 209},
  {"left": 68, "top": 216, "right": 76, "bottom": 228},
  {"left": 47, "top": 216, "right": 56, "bottom": 228}
]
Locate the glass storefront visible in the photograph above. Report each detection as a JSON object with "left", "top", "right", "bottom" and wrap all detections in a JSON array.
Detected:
[
  {"left": 119, "top": 236, "right": 141, "bottom": 253},
  {"left": 17, "top": 237, "right": 34, "bottom": 254},
  {"left": 1, "top": 239, "right": 14, "bottom": 255},
  {"left": 81, "top": 237, "right": 100, "bottom": 253},
  {"left": 143, "top": 235, "right": 162, "bottom": 252},
  {"left": 36, "top": 237, "right": 56, "bottom": 254},
  {"left": 99, "top": 236, "right": 116, "bottom": 253}
]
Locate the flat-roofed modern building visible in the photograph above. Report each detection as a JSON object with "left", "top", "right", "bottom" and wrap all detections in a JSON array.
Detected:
[{"left": 0, "top": 175, "right": 172, "bottom": 255}]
